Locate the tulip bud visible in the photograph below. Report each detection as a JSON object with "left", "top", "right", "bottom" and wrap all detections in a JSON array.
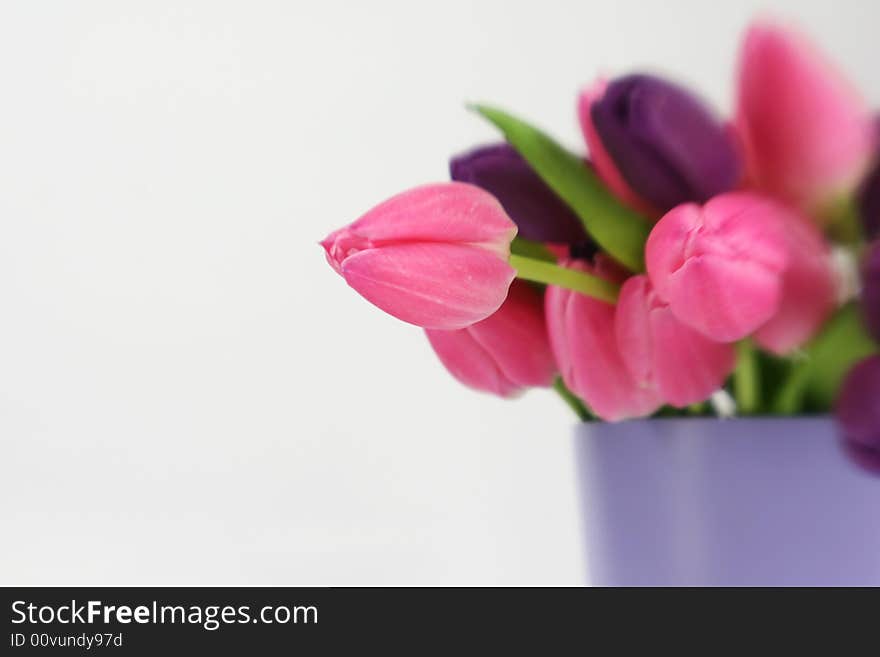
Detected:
[
  {"left": 425, "top": 281, "right": 556, "bottom": 397},
  {"left": 615, "top": 275, "right": 736, "bottom": 407},
  {"left": 545, "top": 259, "right": 663, "bottom": 421},
  {"left": 646, "top": 192, "right": 789, "bottom": 343},
  {"left": 735, "top": 21, "right": 876, "bottom": 210},
  {"left": 754, "top": 211, "right": 838, "bottom": 354},
  {"left": 585, "top": 74, "right": 742, "bottom": 213},
  {"left": 577, "top": 80, "right": 655, "bottom": 215},
  {"left": 864, "top": 242, "right": 880, "bottom": 342},
  {"left": 321, "top": 183, "right": 517, "bottom": 330},
  {"left": 836, "top": 355, "right": 880, "bottom": 454},
  {"left": 449, "top": 143, "right": 587, "bottom": 245}
]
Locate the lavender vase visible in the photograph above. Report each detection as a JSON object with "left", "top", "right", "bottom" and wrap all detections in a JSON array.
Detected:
[{"left": 574, "top": 418, "right": 880, "bottom": 586}]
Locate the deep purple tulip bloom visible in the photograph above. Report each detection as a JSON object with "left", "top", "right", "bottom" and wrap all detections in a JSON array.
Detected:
[
  {"left": 858, "top": 156, "right": 880, "bottom": 241},
  {"left": 841, "top": 438, "right": 880, "bottom": 476},
  {"left": 836, "top": 355, "right": 880, "bottom": 454},
  {"left": 450, "top": 143, "right": 587, "bottom": 245},
  {"left": 589, "top": 74, "right": 742, "bottom": 212},
  {"left": 864, "top": 242, "right": 880, "bottom": 341}
]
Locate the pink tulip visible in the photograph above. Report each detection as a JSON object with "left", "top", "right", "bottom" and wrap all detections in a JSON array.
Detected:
[
  {"left": 545, "top": 259, "right": 663, "bottom": 421},
  {"left": 425, "top": 281, "right": 556, "bottom": 397},
  {"left": 616, "top": 275, "right": 736, "bottom": 407},
  {"left": 577, "top": 80, "right": 657, "bottom": 217},
  {"left": 754, "top": 212, "right": 838, "bottom": 354},
  {"left": 646, "top": 192, "right": 789, "bottom": 343},
  {"left": 735, "top": 21, "right": 876, "bottom": 210},
  {"left": 321, "top": 183, "right": 517, "bottom": 330}
]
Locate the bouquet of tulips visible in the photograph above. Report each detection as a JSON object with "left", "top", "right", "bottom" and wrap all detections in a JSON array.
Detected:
[{"left": 322, "top": 20, "right": 880, "bottom": 458}]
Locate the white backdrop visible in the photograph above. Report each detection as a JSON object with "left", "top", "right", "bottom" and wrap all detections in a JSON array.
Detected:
[{"left": 2, "top": 0, "right": 878, "bottom": 585}]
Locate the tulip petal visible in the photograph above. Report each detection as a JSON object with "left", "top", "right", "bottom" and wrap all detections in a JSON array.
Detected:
[
  {"left": 341, "top": 242, "right": 516, "bottom": 330},
  {"left": 335, "top": 182, "right": 517, "bottom": 255},
  {"left": 322, "top": 182, "right": 518, "bottom": 330},
  {"left": 646, "top": 193, "right": 789, "bottom": 342},
  {"left": 662, "top": 257, "right": 784, "bottom": 343},
  {"left": 863, "top": 242, "right": 880, "bottom": 342},
  {"left": 836, "top": 355, "right": 880, "bottom": 450},
  {"left": 546, "top": 261, "right": 663, "bottom": 421},
  {"left": 858, "top": 146, "right": 880, "bottom": 241},
  {"left": 578, "top": 81, "right": 657, "bottom": 216},
  {"left": 616, "top": 275, "right": 736, "bottom": 407},
  {"left": 425, "top": 281, "right": 556, "bottom": 397},
  {"left": 735, "top": 21, "right": 875, "bottom": 209},
  {"left": 650, "top": 305, "right": 736, "bottom": 406},
  {"left": 426, "top": 328, "right": 518, "bottom": 397},
  {"left": 468, "top": 282, "right": 556, "bottom": 388},
  {"left": 754, "top": 213, "right": 838, "bottom": 354}
]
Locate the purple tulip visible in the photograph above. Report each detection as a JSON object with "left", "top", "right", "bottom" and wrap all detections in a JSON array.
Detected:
[
  {"left": 836, "top": 356, "right": 880, "bottom": 454},
  {"left": 841, "top": 438, "right": 880, "bottom": 476},
  {"left": 450, "top": 143, "right": 587, "bottom": 245},
  {"left": 589, "top": 74, "right": 742, "bottom": 213},
  {"left": 858, "top": 156, "right": 880, "bottom": 241},
  {"left": 865, "top": 242, "right": 880, "bottom": 342}
]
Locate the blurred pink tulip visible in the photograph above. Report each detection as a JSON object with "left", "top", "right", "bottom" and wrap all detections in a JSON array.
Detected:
[
  {"left": 646, "top": 192, "right": 789, "bottom": 343},
  {"left": 735, "top": 21, "right": 876, "bottom": 210},
  {"left": 425, "top": 281, "right": 556, "bottom": 397},
  {"left": 577, "top": 80, "right": 657, "bottom": 216},
  {"left": 754, "top": 212, "right": 838, "bottom": 354},
  {"left": 545, "top": 259, "right": 663, "bottom": 421},
  {"left": 321, "top": 183, "right": 517, "bottom": 330},
  {"left": 616, "top": 276, "right": 737, "bottom": 407}
]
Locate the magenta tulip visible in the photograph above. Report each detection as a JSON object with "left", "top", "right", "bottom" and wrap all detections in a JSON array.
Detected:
[
  {"left": 425, "top": 281, "right": 556, "bottom": 397},
  {"left": 735, "top": 21, "right": 876, "bottom": 210},
  {"left": 615, "top": 275, "right": 736, "bottom": 407},
  {"left": 646, "top": 192, "right": 789, "bottom": 343},
  {"left": 753, "top": 211, "right": 838, "bottom": 354},
  {"left": 545, "top": 259, "right": 663, "bottom": 421},
  {"left": 321, "top": 183, "right": 517, "bottom": 330},
  {"left": 577, "top": 80, "right": 657, "bottom": 217}
]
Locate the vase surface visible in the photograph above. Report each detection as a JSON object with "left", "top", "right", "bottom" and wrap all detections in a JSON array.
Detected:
[{"left": 574, "top": 417, "right": 880, "bottom": 586}]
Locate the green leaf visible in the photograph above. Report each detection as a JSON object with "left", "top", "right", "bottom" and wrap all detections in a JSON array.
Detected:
[
  {"left": 471, "top": 104, "right": 651, "bottom": 272},
  {"left": 772, "top": 304, "right": 878, "bottom": 413},
  {"left": 804, "top": 304, "right": 877, "bottom": 408}
]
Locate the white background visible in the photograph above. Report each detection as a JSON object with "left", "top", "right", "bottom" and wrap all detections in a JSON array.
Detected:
[{"left": 1, "top": 0, "right": 878, "bottom": 585}]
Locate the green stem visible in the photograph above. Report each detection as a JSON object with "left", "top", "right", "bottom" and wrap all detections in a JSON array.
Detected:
[
  {"left": 734, "top": 340, "right": 759, "bottom": 414},
  {"left": 553, "top": 377, "right": 591, "bottom": 421},
  {"left": 823, "top": 195, "right": 863, "bottom": 245},
  {"left": 509, "top": 254, "right": 619, "bottom": 303},
  {"left": 687, "top": 402, "right": 708, "bottom": 416},
  {"left": 772, "top": 362, "right": 811, "bottom": 415},
  {"left": 510, "top": 236, "right": 556, "bottom": 262}
]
